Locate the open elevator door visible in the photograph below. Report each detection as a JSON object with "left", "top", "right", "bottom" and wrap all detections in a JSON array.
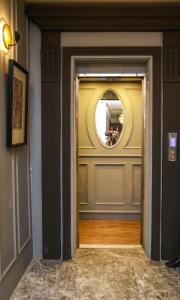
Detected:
[{"left": 142, "top": 59, "right": 153, "bottom": 258}]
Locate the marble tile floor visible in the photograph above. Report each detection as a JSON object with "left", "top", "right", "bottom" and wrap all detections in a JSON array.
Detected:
[{"left": 11, "top": 248, "right": 180, "bottom": 300}]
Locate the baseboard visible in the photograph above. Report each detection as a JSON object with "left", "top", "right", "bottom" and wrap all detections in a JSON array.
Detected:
[
  {"left": 79, "top": 212, "right": 141, "bottom": 220},
  {"left": 0, "top": 241, "right": 32, "bottom": 300},
  {"left": 79, "top": 244, "right": 142, "bottom": 249}
]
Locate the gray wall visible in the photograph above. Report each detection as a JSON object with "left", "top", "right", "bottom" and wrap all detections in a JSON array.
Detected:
[
  {"left": 0, "top": 1, "right": 32, "bottom": 299},
  {"left": 29, "top": 22, "right": 42, "bottom": 258}
]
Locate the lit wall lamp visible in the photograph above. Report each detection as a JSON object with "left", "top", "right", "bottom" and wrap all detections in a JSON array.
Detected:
[{"left": 0, "top": 19, "right": 20, "bottom": 54}]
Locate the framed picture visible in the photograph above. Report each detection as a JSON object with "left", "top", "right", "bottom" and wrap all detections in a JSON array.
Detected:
[{"left": 7, "top": 60, "right": 29, "bottom": 147}]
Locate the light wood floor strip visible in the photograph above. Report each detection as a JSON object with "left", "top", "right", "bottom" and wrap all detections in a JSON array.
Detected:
[{"left": 79, "top": 220, "right": 141, "bottom": 245}]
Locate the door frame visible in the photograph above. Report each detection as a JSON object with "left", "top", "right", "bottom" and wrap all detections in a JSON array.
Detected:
[
  {"left": 62, "top": 47, "right": 161, "bottom": 260},
  {"left": 75, "top": 73, "right": 145, "bottom": 252}
]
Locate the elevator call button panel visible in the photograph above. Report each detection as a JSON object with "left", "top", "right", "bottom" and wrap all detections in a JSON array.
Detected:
[{"left": 168, "top": 132, "right": 177, "bottom": 162}]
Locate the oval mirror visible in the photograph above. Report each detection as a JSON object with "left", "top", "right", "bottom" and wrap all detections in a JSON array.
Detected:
[{"left": 95, "top": 90, "right": 124, "bottom": 147}]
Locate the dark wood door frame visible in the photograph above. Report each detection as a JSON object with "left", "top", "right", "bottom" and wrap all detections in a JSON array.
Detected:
[{"left": 62, "top": 47, "right": 161, "bottom": 260}]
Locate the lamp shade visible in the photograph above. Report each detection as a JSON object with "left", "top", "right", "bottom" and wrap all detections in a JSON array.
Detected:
[
  {"left": 3, "top": 23, "right": 12, "bottom": 49},
  {"left": 0, "top": 19, "right": 12, "bottom": 53}
]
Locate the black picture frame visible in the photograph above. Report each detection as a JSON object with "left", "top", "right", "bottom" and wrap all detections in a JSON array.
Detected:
[{"left": 7, "top": 60, "right": 29, "bottom": 147}]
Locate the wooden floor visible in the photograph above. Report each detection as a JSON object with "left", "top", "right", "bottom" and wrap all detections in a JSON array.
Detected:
[{"left": 79, "top": 220, "right": 141, "bottom": 245}]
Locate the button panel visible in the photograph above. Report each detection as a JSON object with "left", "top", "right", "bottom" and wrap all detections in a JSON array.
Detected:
[{"left": 168, "top": 132, "right": 177, "bottom": 162}]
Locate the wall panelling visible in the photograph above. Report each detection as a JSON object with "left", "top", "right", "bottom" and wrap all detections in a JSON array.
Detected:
[{"left": 0, "top": 1, "right": 32, "bottom": 299}]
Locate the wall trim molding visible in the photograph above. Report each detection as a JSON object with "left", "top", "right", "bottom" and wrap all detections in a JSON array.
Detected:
[
  {"left": 78, "top": 154, "right": 142, "bottom": 157},
  {"left": 79, "top": 211, "right": 141, "bottom": 220}
]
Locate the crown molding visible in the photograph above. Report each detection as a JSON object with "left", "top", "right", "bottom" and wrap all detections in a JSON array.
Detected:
[{"left": 25, "top": 3, "right": 180, "bottom": 31}]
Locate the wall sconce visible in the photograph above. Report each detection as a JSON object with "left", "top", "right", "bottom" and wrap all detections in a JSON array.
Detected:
[{"left": 0, "top": 19, "right": 20, "bottom": 54}]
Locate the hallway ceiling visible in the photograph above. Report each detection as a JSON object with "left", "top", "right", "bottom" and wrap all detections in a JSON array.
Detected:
[{"left": 25, "top": 0, "right": 180, "bottom": 3}]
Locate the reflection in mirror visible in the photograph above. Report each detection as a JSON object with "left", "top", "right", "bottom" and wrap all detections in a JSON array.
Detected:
[{"left": 95, "top": 90, "right": 124, "bottom": 147}]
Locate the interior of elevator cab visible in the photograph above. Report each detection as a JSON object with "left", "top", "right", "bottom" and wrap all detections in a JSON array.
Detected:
[
  {"left": 77, "top": 75, "right": 144, "bottom": 246},
  {"left": 77, "top": 78, "right": 143, "bottom": 246}
]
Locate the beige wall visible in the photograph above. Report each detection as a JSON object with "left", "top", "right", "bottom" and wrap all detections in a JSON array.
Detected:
[
  {"left": 61, "top": 32, "right": 162, "bottom": 47},
  {"left": 78, "top": 81, "right": 142, "bottom": 219},
  {"left": 0, "top": 1, "right": 32, "bottom": 299}
]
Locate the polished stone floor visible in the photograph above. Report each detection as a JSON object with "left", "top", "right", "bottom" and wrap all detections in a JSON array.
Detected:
[{"left": 11, "top": 248, "right": 180, "bottom": 300}]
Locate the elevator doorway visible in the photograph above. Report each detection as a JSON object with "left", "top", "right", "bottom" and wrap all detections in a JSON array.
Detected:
[
  {"left": 71, "top": 58, "right": 152, "bottom": 258},
  {"left": 60, "top": 48, "right": 161, "bottom": 261},
  {"left": 77, "top": 78, "right": 143, "bottom": 247}
]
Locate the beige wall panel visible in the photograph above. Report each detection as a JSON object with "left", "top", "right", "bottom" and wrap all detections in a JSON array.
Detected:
[
  {"left": 78, "top": 81, "right": 142, "bottom": 156},
  {"left": 78, "top": 81, "right": 142, "bottom": 217},
  {"left": 132, "top": 164, "right": 142, "bottom": 205},
  {"left": 79, "top": 157, "right": 141, "bottom": 212},
  {"left": 78, "top": 88, "right": 96, "bottom": 149},
  {"left": 61, "top": 32, "right": 162, "bottom": 47},
  {"left": 124, "top": 88, "right": 142, "bottom": 149},
  {"left": 94, "top": 164, "right": 126, "bottom": 205},
  {"left": 78, "top": 164, "right": 88, "bottom": 205}
]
